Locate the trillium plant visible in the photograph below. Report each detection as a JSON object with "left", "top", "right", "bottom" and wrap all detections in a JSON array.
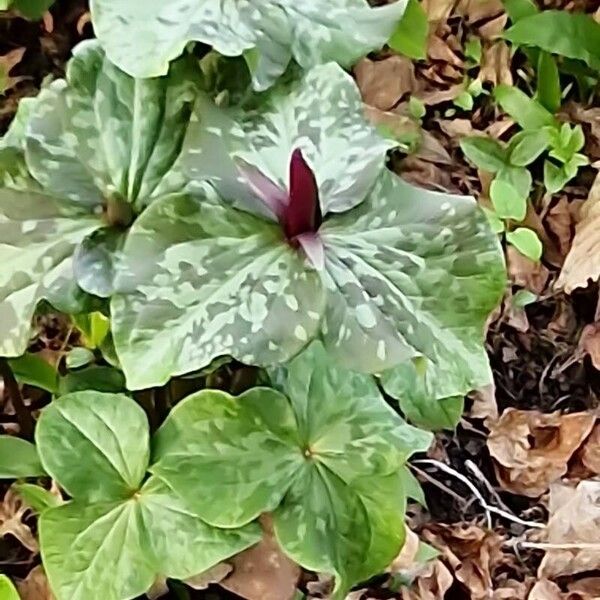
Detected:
[{"left": 0, "top": 2, "right": 507, "bottom": 599}]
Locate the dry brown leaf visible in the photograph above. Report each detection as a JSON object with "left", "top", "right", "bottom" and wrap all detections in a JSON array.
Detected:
[
  {"left": 577, "top": 423, "right": 600, "bottom": 476},
  {"left": 0, "top": 48, "right": 27, "bottom": 94},
  {"left": 400, "top": 559, "right": 453, "bottom": 600},
  {"left": 363, "top": 106, "right": 421, "bottom": 142},
  {"left": 220, "top": 516, "right": 300, "bottom": 600},
  {"left": 579, "top": 323, "right": 600, "bottom": 371},
  {"left": 469, "top": 384, "right": 499, "bottom": 422},
  {"left": 0, "top": 488, "right": 38, "bottom": 552},
  {"left": 558, "top": 172, "right": 600, "bottom": 293},
  {"left": 16, "top": 566, "right": 54, "bottom": 600},
  {"left": 427, "top": 35, "right": 464, "bottom": 67},
  {"left": 478, "top": 42, "right": 512, "bottom": 86},
  {"left": 545, "top": 197, "right": 577, "bottom": 263},
  {"left": 389, "top": 527, "right": 420, "bottom": 573},
  {"left": 422, "top": 524, "right": 505, "bottom": 600},
  {"left": 506, "top": 246, "right": 550, "bottom": 294},
  {"left": 354, "top": 56, "right": 416, "bottom": 110},
  {"left": 437, "top": 118, "right": 476, "bottom": 139},
  {"left": 422, "top": 0, "right": 456, "bottom": 24},
  {"left": 528, "top": 580, "right": 564, "bottom": 600},
  {"left": 456, "top": 0, "right": 504, "bottom": 23},
  {"left": 487, "top": 409, "right": 596, "bottom": 497},
  {"left": 540, "top": 480, "right": 600, "bottom": 578}
]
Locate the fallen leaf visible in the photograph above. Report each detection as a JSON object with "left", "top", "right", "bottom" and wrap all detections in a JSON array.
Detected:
[
  {"left": 528, "top": 580, "right": 564, "bottom": 600},
  {"left": 363, "top": 106, "right": 421, "bottom": 144},
  {"left": 0, "top": 48, "right": 27, "bottom": 94},
  {"left": 506, "top": 246, "right": 550, "bottom": 294},
  {"left": 478, "top": 42, "right": 513, "bottom": 86},
  {"left": 579, "top": 323, "right": 600, "bottom": 371},
  {"left": 422, "top": 524, "right": 505, "bottom": 600},
  {"left": 487, "top": 409, "right": 596, "bottom": 497},
  {"left": 558, "top": 172, "right": 600, "bottom": 293},
  {"left": 545, "top": 197, "right": 577, "bottom": 263},
  {"left": 400, "top": 559, "right": 453, "bottom": 600},
  {"left": 220, "top": 515, "right": 300, "bottom": 600},
  {"left": 437, "top": 118, "right": 476, "bottom": 139},
  {"left": 455, "top": 0, "right": 504, "bottom": 24},
  {"left": 16, "top": 566, "right": 54, "bottom": 600},
  {"left": 422, "top": 0, "right": 456, "bottom": 24},
  {"left": 578, "top": 423, "right": 600, "bottom": 476},
  {"left": 427, "top": 35, "right": 463, "bottom": 67},
  {"left": 568, "top": 577, "right": 600, "bottom": 596},
  {"left": 0, "top": 488, "right": 38, "bottom": 552},
  {"left": 540, "top": 481, "right": 600, "bottom": 578},
  {"left": 389, "top": 527, "right": 421, "bottom": 572},
  {"left": 354, "top": 56, "right": 416, "bottom": 110},
  {"left": 469, "top": 384, "right": 499, "bottom": 422}
]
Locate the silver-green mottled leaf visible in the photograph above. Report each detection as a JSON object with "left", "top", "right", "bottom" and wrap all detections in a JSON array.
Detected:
[
  {"left": 35, "top": 391, "right": 149, "bottom": 502},
  {"left": 91, "top": 0, "right": 407, "bottom": 90},
  {"left": 322, "top": 170, "right": 506, "bottom": 381},
  {"left": 111, "top": 193, "right": 326, "bottom": 390},
  {"left": 152, "top": 342, "right": 431, "bottom": 596},
  {"left": 40, "top": 477, "right": 259, "bottom": 600},
  {"left": 185, "top": 63, "right": 395, "bottom": 216}
]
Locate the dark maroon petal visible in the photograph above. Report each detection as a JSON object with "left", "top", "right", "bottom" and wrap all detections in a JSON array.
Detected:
[
  {"left": 235, "top": 157, "right": 288, "bottom": 219},
  {"left": 284, "top": 148, "right": 321, "bottom": 239}
]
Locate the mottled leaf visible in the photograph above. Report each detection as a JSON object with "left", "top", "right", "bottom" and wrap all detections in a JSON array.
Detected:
[
  {"left": 90, "top": 0, "right": 408, "bottom": 90},
  {"left": 0, "top": 39, "right": 198, "bottom": 356},
  {"left": 152, "top": 342, "right": 432, "bottom": 597},
  {"left": 0, "top": 436, "right": 45, "bottom": 479},
  {"left": 36, "top": 391, "right": 149, "bottom": 502},
  {"left": 114, "top": 64, "right": 504, "bottom": 389},
  {"left": 40, "top": 477, "right": 259, "bottom": 600}
]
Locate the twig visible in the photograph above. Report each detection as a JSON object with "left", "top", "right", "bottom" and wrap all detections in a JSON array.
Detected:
[
  {"left": 413, "top": 459, "right": 545, "bottom": 530},
  {"left": 410, "top": 464, "right": 467, "bottom": 507},
  {"left": 507, "top": 540, "right": 600, "bottom": 551},
  {"left": 465, "top": 459, "right": 515, "bottom": 516},
  {"left": 0, "top": 358, "right": 34, "bottom": 439}
]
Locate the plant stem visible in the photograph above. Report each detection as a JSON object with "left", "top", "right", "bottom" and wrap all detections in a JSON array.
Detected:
[{"left": 0, "top": 358, "right": 34, "bottom": 440}]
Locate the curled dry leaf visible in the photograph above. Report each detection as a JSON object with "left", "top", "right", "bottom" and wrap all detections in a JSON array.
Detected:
[
  {"left": 577, "top": 423, "right": 600, "bottom": 476},
  {"left": 478, "top": 42, "right": 513, "bottom": 87},
  {"left": 468, "top": 383, "right": 499, "bottom": 423},
  {"left": 16, "top": 566, "right": 54, "bottom": 600},
  {"left": 487, "top": 409, "right": 596, "bottom": 497},
  {"left": 540, "top": 481, "right": 600, "bottom": 579},
  {"left": 354, "top": 56, "right": 416, "bottom": 111},
  {"left": 422, "top": 523, "right": 505, "bottom": 600},
  {"left": 558, "top": 172, "right": 600, "bottom": 293},
  {"left": 400, "top": 559, "right": 453, "bottom": 600},
  {"left": 578, "top": 323, "right": 600, "bottom": 371},
  {"left": 0, "top": 47, "right": 27, "bottom": 94},
  {"left": 220, "top": 516, "right": 300, "bottom": 600},
  {"left": 506, "top": 246, "right": 550, "bottom": 294},
  {"left": 0, "top": 488, "right": 38, "bottom": 553}
]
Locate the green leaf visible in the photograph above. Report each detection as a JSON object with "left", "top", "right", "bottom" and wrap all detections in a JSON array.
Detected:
[
  {"left": 57, "top": 365, "right": 125, "bottom": 396},
  {"left": 0, "top": 575, "right": 19, "bottom": 600},
  {"left": 400, "top": 394, "right": 464, "bottom": 430},
  {"left": 0, "top": 40, "right": 198, "bottom": 357},
  {"left": 12, "top": 482, "right": 61, "bottom": 513},
  {"left": 490, "top": 179, "right": 527, "bottom": 221},
  {"left": 494, "top": 84, "right": 557, "bottom": 130},
  {"left": 512, "top": 289, "right": 537, "bottom": 308},
  {"left": 459, "top": 137, "right": 507, "bottom": 172},
  {"left": 0, "top": 436, "right": 45, "bottom": 479},
  {"left": 508, "top": 129, "right": 552, "bottom": 167},
  {"left": 35, "top": 393, "right": 260, "bottom": 600},
  {"left": 40, "top": 477, "right": 259, "bottom": 600},
  {"left": 505, "top": 10, "right": 600, "bottom": 71},
  {"left": 13, "top": 0, "right": 53, "bottom": 19},
  {"left": 36, "top": 392, "right": 149, "bottom": 501},
  {"left": 465, "top": 37, "right": 482, "bottom": 64},
  {"left": 389, "top": 0, "right": 428, "bottom": 60},
  {"left": 408, "top": 96, "right": 426, "bottom": 120},
  {"left": 454, "top": 90, "right": 474, "bottom": 111},
  {"left": 496, "top": 165, "right": 532, "bottom": 199},
  {"left": 399, "top": 466, "right": 426, "bottom": 506},
  {"left": 114, "top": 64, "right": 505, "bottom": 389},
  {"left": 7, "top": 353, "right": 58, "bottom": 393},
  {"left": 536, "top": 52, "right": 561, "bottom": 114},
  {"left": 153, "top": 342, "right": 432, "bottom": 598},
  {"left": 502, "top": 0, "right": 538, "bottom": 22},
  {"left": 91, "top": 0, "right": 408, "bottom": 90},
  {"left": 482, "top": 207, "right": 505, "bottom": 234},
  {"left": 72, "top": 312, "right": 110, "bottom": 349},
  {"left": 506, "top": 227, "right": 543, "bottom": 261},
  {"left": 65, "top": 347, "right": 94, "bottom": 370}
]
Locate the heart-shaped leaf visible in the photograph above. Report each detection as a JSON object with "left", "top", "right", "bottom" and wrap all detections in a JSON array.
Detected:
[
  {"left": 90, "top": 0, "right": 408, "bottom": 90},
  {"left": 0, "top": 40, "right": 198, "bottom": 357},
  {"left": 112, "top": 64, "right": 505, "bottom": 390},
  {"left": 152, "top": 342, "right": 432, "bottom": 597},
  {"left": 36, "top": 392, "right": 260, "bottom": 600}
]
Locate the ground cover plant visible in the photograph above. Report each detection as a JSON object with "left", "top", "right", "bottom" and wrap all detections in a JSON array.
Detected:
[{"left": 0, "top": 1, "right": 599, "bottom": 599}]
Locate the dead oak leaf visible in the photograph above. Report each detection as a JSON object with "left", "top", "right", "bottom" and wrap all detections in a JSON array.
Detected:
[
  {"left": 16, "top": 566, "right": 54, "bottom": 600},
  {"left": 0, "top": 47, "right": 27, "bottom": 95},
  {"left": 487, "top": 409, "right": 596, "bottom": 497},
  {"left": 557, "top": 172, "right": 600, "bottom": 293},
  {"left": 0, "top": 488, "right": 38, "bottom": 553},
  {"left": 354, "top": 56, "right": 416, "bottom": 111},
  {"left": 220, "top": 515, "right": 300, "bottom": 600},
  {"left": 539, "top": 481, "right": 600, "bottom": 579}
]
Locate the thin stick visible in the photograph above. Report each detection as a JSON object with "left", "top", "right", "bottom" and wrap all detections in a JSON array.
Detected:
[
  {"left": 0, "top": 358, "right": 34, "bottom": 439},
  {"left": 508, "top": 540, "right": 600, "bottom": 551},
  {"left": 465, "top": 459, "right": 515, "bottom": 516},
  {"left": 410, "top": 464, "right": 467, "bottom": 507},
  {"left": 413, "top": 459, "right": 545, "bottom": 530}
]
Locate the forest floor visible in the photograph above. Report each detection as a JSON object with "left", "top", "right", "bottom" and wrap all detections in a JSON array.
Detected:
[{"left": 1, "top": 1, "right": 600, "bottom": 599}]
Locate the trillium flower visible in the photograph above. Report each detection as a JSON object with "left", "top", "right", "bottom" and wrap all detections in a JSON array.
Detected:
[
  {"left": 111, "top": 63, "right": 506, "bottom": 392},
  {"left": 91, "top": 0, "right": 409, "bottom": 90},
  {"left": 0, "top": 41, "right": 199, "bottom": 357}
]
